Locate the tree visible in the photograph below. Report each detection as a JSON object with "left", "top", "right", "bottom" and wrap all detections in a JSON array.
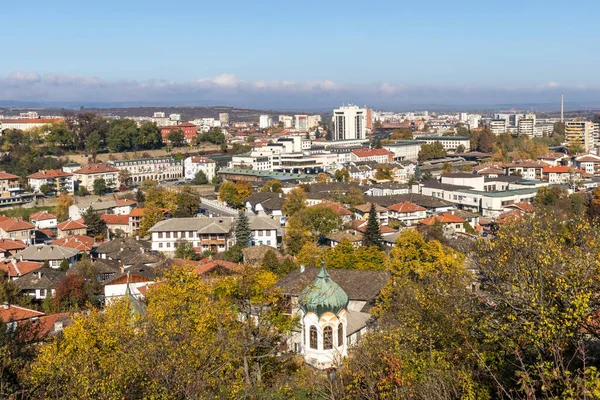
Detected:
[
  {"left": 456, "top": 144, "right": 466, "bottom": 153},
  {"left": 52, "top": 274, "right": 89, "bottom": 312},
  {"left": 139, "top": 205, "right": 165, "bottom": 236},
  {"left": 174, "top": 240, "right": 200, "bottom": 261},
  {"left": 333, "top": 168, "right": 350, "bottom": 182},
  {"left": 374, "top": 164, "right": 393, "bottom": 180},
  {"left": 107, "top": 119, "right": 138, "bottom": 152},
  {"left": 390, "top": 128, "right": 413, "bottom": 140},
  {"left": 341, "top": 187, "right": 365, "bottom": 208},
  {"left": 363, "top": 203, "right": 383, "bottom": 249},
  {"left": 418, "top": 142, "right": 447, "bottom": 161},
  {"left": 59, "top": 258, "right": 70, "bottom": 272},
  {"left": 218, "top": 181, "right": 252, "bottom": 208},
  {"left": 315, "top": 172, "right": 329, "bottom": 183},
  {"left": 85, "top": 131, "right": 102, "bottom": 160},
  {"left": 167, "top": 129, "right": 185, "bottom": 147},
  {"left": 260, "top": 179, "right": 283, "bottom": 193},
  {"left": 282, "top": 188, "right": 306, "bottom": 217},
  {"left": 476, "top": 129, "right": 494, "bottom": 152},
  {"left": 261, "top": 250, "right": 284, "bottom": 275},
  {"left": 93, "top": 178, "right": 106, "bottom": 195},
  {"left": 77, "top": 186, "right": 90, "bottom": 196},
  {"left": 372, "top": 137, "right": 382, "bottom": 149},
  {"left": 39, "top": 184, "right": 51, "bottom": 195},
  {"left": 137, "top": 121, "right": 162, "bottom": 149},
  {"left": 82, "top": 207, "right": 107, "bottom": 239},
  {"left": 53, "top": 193, "right": 73, "bottom": 222},
  {"left": 235, "top": 210, "right": 251, "bottom": 248},
  {"left": 284, "top": 206, "right": 341, "bottom": 253},
  {"left": 174, "top": 186, "right": 200, "bottom": 217},
  {"left": 441, "top": 162, "right": 454, "bottom": 175},
  {"left": 413, "top": 165, "right": 423, "bottom": 181},
  {"left": 192, "top": 170, "right": 208, "bottom": 185},
  {"left": 118, "top": 170, "right": 132, "bottom": 188},
  {"left": 46, "top": 122, "right": 77, "bottom": 149}
]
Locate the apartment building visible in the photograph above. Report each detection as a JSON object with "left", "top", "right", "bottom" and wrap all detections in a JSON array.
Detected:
[
  {"left": 108, "top": 157, "right": 183, "bottom": 184},
  {"left": 27, "top": 169, "right": 75, "bottom": 194},
  {"left": 333, "top": 105, "right": 367, "bottom": 141},
  {"left": 350, "top": 148, "right": 394, "bottom": 163},
  {"left": 259, "top": 115, "right": 272, "bottom": 129},
  {"left": 294, "top": 115, "right": 309, "bottom": 131},
  {"left": 565, "top": 121, "right": 595, "bottom": 152},
  {"left": 184, "top": 156, "right": 217, "bottom": 181},
  {"left": 0, "top": 172, "right": 21, "bottom": 197},
  {"left": 414, "top": 136, "right": 471, "bottom": 152},
  {"left": 517, "top": 114, "right": 537, "bottom": 137},
  {"left": 383, "top": 141, "right": 423, "bottom": 161},
  {"left": 489, "top": 119, "right": 507, "bottom": 135},
  {"left": 73, "top": 164, "right": 119, "bottom": 192}
]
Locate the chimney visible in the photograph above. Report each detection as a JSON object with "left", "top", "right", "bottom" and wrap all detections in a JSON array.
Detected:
[
  {"left": 300, "top": 264, "right": 305, "bottom": 273},
  {"left": 37, "top": 271, "right": 42, "bottom": 279},
  {"left": 119, "top": 263, "right": 124, "bottom": 274}
]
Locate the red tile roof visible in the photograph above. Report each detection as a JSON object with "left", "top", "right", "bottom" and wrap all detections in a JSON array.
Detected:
[
  {"left": 0, "top": 172, "right": 19, "bottom": 180},
  {"left": 351, "top": 148, "right": 394, "bottom": 158},
  {"left": 56, "top": 219, "right": 87, "bottom": 231},
  {"left": 0, "top": 239, "right": 27, "bottom": 252},
  {"left": 0, "top": 304, "right": 44, "bottom": 323},
  {"left": 310, "top": 200, "right": 353, "bottom": 216},
  {"left": 27, "top": 169, "right": 73, "bottom": 179},
  {"left": 507, "top": 202, "right": 536, "bottom": 213},
  {"left": 74, "top": 163, "right": 119, "bottom": 174},
  {"left": 191, "top": 157, "right": 216, "bottom": 163},
  {"left": 115, "top": 199, "right": 136, "bottom": 207},
  {"left": 30, "top": 211, "right": 57, "bottom": 221},
  {"left": 542, "top": 166, "right": 585, "bottom": 174},
  {"left": 576, "top": 156, "right": 600, "bottom": 163},
  {"left": 0, "top": 260, "right": 44, "bottom": 277},
  {"left": 0, "top": 216, "right": 35, "bottom": 232},
  {"left": 39, "top": 228, "right": 57, "bottom": 238},
  {"left": 101, "top": 214, "right": 129, "bottom": 225},
  {"left": 52, "top": 235, "right": 94, "bottom": 251},
  {"left": 420, "top": 213, "right": 466, "bottom": 225},
  {"left": 387, "top": 201, "right": 426, "bottom": 213}
]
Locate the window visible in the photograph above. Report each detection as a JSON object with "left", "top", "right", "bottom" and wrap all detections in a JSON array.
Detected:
[
  {"left": 258, "top": 230, "right": 263, "bottom": 237},
  {"left": 323, "top": 326, "right": 333, "bottom": 350},
  {"left": 159, "top": 243, "right": 163, "bottom": 248},
  {"left": 166, "top": 232, "right": 171, "bottom": 239},
  {"left": 338, "top": 323, "right": 344, "bottom": 347},
  {"left": 158, "top": 232, "right": 163, "bottom": 239},
  {"left": 39, "top": 289, "right": 47, "bottom": 298},
  {"left": 309, "top": 326, "right": 318, "bottom": 349}
]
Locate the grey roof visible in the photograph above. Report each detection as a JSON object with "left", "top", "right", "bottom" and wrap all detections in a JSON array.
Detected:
[
  {"left": 14, "top": 268, "right": 65, "bottom": 290},
  {"left": 420, "top": 180, "right": 471, "bottom": 191},
  {"left": 364, "top": 194, "right": 454, "bottom": 209},
  {"left": 13, "top": 245, "right": 79, "bottom": 261},
  {"left": 346, "top": 311, "right": 371, "bottom": 336},
  {"left": 149, "top": 217, "right": 234, "bottom": 234},
  {"left": 247, "top": 216, "right": 281, "bottom": 231},
  {"left": 244, "top": 192, "right": 285, "bottom": 211},
  {"left": 277, "top": 266, "right": 390, "bottom": 302},
  {"left": 325, "top": 231, "right": 363, "bottom": 243},
  {"left": 96, "top": 237, "right": 151, "bottom": 255}
]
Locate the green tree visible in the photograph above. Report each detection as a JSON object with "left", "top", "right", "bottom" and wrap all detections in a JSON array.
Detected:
[
  {"left": 418, "top": 142, "right": 447, "bottom": 161},
  {"left": 118, "top": 170, "right": 132, "bottom": 188},
  {"left": 174, "top": 240, "right": 200, "bottom": 260},
  {"left": 107, "top": 119, "right": 138, "bottom": 152},
  {"left": 192, "top": 170, "right": 208, "bottom": 185},
  {"left": 333, "top": 168, "right": 350, "bottom": 182},
  {"left": 363, "top": 203, "right": 383, "bottom": 249},
  {"left": 167, "top": 129, "right": 185, "bottom": 147},
  {"left": 59, "top": 258, "right": 70, "bottom": 272},
  {"left": 82, "top": 207, "right": 107, "bottom": 239},
  {"left": 260, "top": 179, "right": 283, "bottom": 193},
  {"left": 39, "top": 184, "right": 51, "bottom": 195},
  {"left": 77, "top": 186, "right": 90, "bottom": 196},
  {"left": 234, "top": 210, "right": 251, "bottom": 248},
  {"left": 137, "top": 121, "right": 162, "bottom": 149},
  {"left": 85, "top": 131, "right": 102, "bottom": 159},
  {"left": 174, "top": 186, "right": 200, "bottom": 217},
  {"left": 93, "top": 178, "right": 107, "bottom": 195}
]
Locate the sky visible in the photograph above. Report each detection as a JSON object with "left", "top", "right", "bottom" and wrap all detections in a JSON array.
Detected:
[{"left": 2, "top": 0, "right": 600, "bottom": 110}]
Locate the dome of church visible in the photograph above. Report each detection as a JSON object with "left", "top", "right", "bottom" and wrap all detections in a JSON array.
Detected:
[{"left": 299, "top": 263, "right": 349, "bottom": 317}]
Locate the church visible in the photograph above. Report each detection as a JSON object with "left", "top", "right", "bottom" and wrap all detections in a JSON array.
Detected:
[{"left": 276, "top": 263, "right": 390, "bottom": 369}]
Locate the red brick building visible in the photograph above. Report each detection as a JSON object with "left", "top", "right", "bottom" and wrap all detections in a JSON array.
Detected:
[{"left": 161, "top": 123, "right": 198, "bottom": 143}]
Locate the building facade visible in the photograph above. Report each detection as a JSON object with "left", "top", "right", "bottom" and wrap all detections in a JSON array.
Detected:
[
  {"left": 333, "top": 105, "right": 367, "bottom": 141},
  {"left": 27, "top": 170, "right": 75, "bottom": 194},
  {"left": 108, "top": 157, "right": 183, "bottom": 184},
  {"left": 184, "top": 156, "right": 217, "bottom": 182}
]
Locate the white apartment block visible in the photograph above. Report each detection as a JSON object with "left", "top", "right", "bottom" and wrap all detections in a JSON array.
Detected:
[
  {"left": 184, "top": 157, "right": 217, "bottom": 181},
  {"left": 27, "top": 170, "right": 75, "bottom": 194},
  {"left": 259, "top": 115, "right": 272, "bottom": 129},
  {"left": 489, "top": 119, "right": 507, "bottom": 135},
  {"left": 565, "top": 121, "right": 595, "bottom": 152},
  {"left": 333, "top": 106, "right": 366, "bottom": 141},
  {"left": 279, "top": 115, "right": 294, "bottom": 128},
  {"left": 517, "top": 114, "right": 537, "bottom": 137},
  {"left": 295, "top": 115, "right": 309, "bottom": 131},
  {"left": 414, "top": 136, "right": 471, "bottom": 152},
  {"left": 108, "top": 157, "right": 183, "bottom": 184}
]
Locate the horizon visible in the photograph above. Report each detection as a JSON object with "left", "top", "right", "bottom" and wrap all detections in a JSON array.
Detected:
[{"left": 2, "top": 1, "right": 600, "bottom": 109}]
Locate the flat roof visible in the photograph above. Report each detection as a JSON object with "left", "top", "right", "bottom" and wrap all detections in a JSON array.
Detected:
[
  {"left": 218, "top": 168, "right": 310, "bottom": 179},
  {"left": 455, "top": 187, "right": 539, "bottom": 198},
  {"left": 415, "top": 136, "right": 470, "bottom": 140}
]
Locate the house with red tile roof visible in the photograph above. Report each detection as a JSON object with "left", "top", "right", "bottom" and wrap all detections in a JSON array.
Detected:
[
  {"left": 0, "top": 216, "right": 35, "bottom": 244},
  {"left": 419, "top": 212, "right": 466, "bottom": 233},
  {"left": 310, "top": 200, "right": 353, "bottom": 224},
  {"left": 386, "top": 201, "right": 427, "bottom": 225},
  {"left": 0, "top": 303, "right": 71, "bottom": 341},
  {"left": 56, "top": 219, "right": 87, "bottom": 238},
  {"left": 29, "top": 211, "right": 58, "bottom": 229},
  {"left": 350, "top": 148, "right": 394, "bottom": 163},
  {"left": 0, "top": 259, "right": 44, "bottom": 279},
  {"left": 0, "top": 239, "right": 27, "bottom": 260},
  {"left": 0, "top": 171, "right": 21, "bottom": 195},
  {"left": 573, "top": 153, "right": 600, "bottom": 176},
  {"left": 27, "top": 169, "right": 75, "bottom": 194},
  {"left": 353, "top": 203, "right": 389, "bottom": 225},
  {"left": 503, "top": 161, "right": 546, "bottom": 180},
  {"left": 101, "top": 214, "right": 131, "bottom": 236},
  {"left": 52, "top": 235, "right": 95, "bottom": 252},
  {"left": 542, "top": 165, "right": 587, "bottom": 185},
  {"left": 73, "top": 163, "right": 119, "bottom": 193}
]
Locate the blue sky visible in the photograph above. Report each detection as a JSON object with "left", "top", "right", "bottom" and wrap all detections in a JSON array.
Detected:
[{"left": 1, "top": 0, "right": 599, "bottom": 109}]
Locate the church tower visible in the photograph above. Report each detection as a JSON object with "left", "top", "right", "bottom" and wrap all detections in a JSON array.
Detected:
[{"left": 298, "top": 262, "right": 349, "bottom": 369}]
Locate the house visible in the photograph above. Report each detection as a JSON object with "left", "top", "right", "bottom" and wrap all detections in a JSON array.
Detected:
[
  {"left": 103, "top": 267, "right": 161, "bottom": 304},
  {"left": 184, "top": 156, "right": 217, "bottom": 182},
  {"left": 148, "top": 216, "right": 282, "bottom": 254},
  {"left": 30, "top": 211, "right": 58, "bottom": 230},
  {"left": 310, "top": 200, "right": 353, "bottom": 225},
  {"left": 276, "top": 265, "right": 390, "bottom": 367},
  {"left": 349, "top": 220, "right": 398, "bottom": 245},
  {"left": 128, "top": 207, "right": 170, "bottom": 235},
  {"left": 27, "top": 169, "right": 75, "bottom": 194},
  {"left": 573, "top": 154, "right": 600, "bottom": 176},
  {"left": 13, "top": 245, "right": 79, "bottom": 268},
  {"left": 73, "top": 163, "right": 120, "bottom": 193},
  {"left": 365, "top": 182, "right": 410, "bottom": 197},
  {"left": 69, "top": 199, "right": 137, "bottom": 220},
  {"left": 101, "top": 214, "right": 131, "bottom": 236},
  {"left": 538, "top": 152, "right": 568, "bottom": 167},
  {"left": 95, "top": 238, "right": 164, "bottom": 269},
  {"left": 172, "top": 257, "right": 243, "bottom": 276},
  {"left": 503, "top": 162, "right": 546, "bottom": 180},
  {"left": 386, "top": 201, "right": 427, "bottom": 225},
  {"left": 52, "top": 235, "right": 95, "bottom": 252},
  {"left": 244, "top": 192, "right": 286, "bottom": 221},
  {"left": 56, "top": 219, "right": 87, "bottom": 238},
  {"left": 0, "top": 216, "right": 35, "bottom": 244},
  {"left": 0, "top": 239, "right": 27, "bottom": 260},
  {"left": 365, "top": 193, "right": 456, "bottom": 214},
  {"left": 542, "top": 166, "right": 585, "bottom": 185},
  {"left": 241, "top": 245, "right": 283, "bottom": 265},
  {"left": 350, "top": 148, "right": 394, "bottom": 163},
  {"left": 0, "top": 304, "right": 71, "bottom": 340},
  {"left": 324, "top": 231, "right": 364, "bottom": 248},
  {"left": 0, "top": 259, "right": 43, "bottom": 279},
  {"left": 419, "top": 212, "right": 466, "bottom": 233},
  {"left": 13, "top": 268, "right": 66, "bottom": 300},
  {"left": 353, "top": 203, "right": 389, "bottom": 225},
  {"left": 0, "top": 172, "right": 21, "bottom": 196}
]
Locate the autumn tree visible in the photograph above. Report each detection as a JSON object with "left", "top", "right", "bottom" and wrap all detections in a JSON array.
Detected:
[
  {"left": 282, "top": 187, "right": 306, "bottom": 218},
  {"left": 333, "top": 168, "right": 350, "bottom": 182},
  {"left": 284, "top": 206, "right": 341, "bottom": 254},
  {"left": 138, "top": 205, "right": 165, "bottom": 236},
  {"left": 52, "top": 274, "right": 89, "bottom": 312},
  {"left": 260, "top": 179, "right": 283, "bottom": 193},
  {"left": 374, "top": 164, "right": 393, "bottom": 180},
  {"left": 418, "top": 142, "right": 447, "bottom": 161},
  {"left": 315, "top": 172, "right": 329, "bottom": 183},
  {"left": 53, "top": 192, "right": 73, "bottom": 222},
  {"left": 218, "top": 181, "right": 252, "bottom": 208},
  {"left": 173, "top": 186, "right": 200, "bottom": 217}
]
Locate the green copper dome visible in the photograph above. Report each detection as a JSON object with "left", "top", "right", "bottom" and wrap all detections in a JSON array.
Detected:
[{"left": 299, "top": 263, "right": 349, "bottom": 317}]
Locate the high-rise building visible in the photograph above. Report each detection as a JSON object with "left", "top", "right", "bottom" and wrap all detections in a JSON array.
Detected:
[
  {"left": 366, "top": 108, "right": 373, "bottom": 130},
  {"left": 279, "top": 115, "right": 293, "bottom": 128},
  {"left": 565, "top": 121, "right": 595, "bottom": 152},
  {"left": 295, "top": 115, "right": 308, "bottom": 131},
  {"left": 219, "top": 113, "right": 229, "bottom": 125},
  {"left": 259, "top": 115, "right": 272, "bottom": 129},
  {"left": 518, "top": 113, "right": 537, "bottom": 137},
  {"left": 489, "top": 119, "right": 507, "bottom": 135},
  {"left": 307, "top": 115, "right": 322, "bottom": 129},
  {"left": 332, "top": 105, "right": 367, "bottom": 141}
]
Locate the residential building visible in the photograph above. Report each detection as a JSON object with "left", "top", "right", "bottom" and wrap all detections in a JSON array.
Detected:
[
  {"left": 307, "top": 115, "right": 322, "bottom": 129},
  {"left": 413, "top": 136, "right": 471, "bottom": 152},
  {"left": 101, "top": 214, "right": 131, "bottom": 236},
  {"left": 184, "top": 156, "right": 217, "bottom": 182},
  {"left": 52, "top": 235, "right": 95, "bottom": 252},
  {"left": 386, "top": 201, "right": 427, "bottom": 225},
  {"left": 573, "top": 154, "right": 600, "bottom": 176},
  {"left": 160, "top": 123, "right": 198, "bottom": 143},
  {"left": 13, "top": 268, "right": 66, "bottom": 300},
  {"left": 333, "top": 105, "right": 367, "bottom": 141},
  {"left": 244, "top": 192, "right": 285, "bottom": 221},
  {"left": 353, "top": 203, "right": 389, "bottom": 225},
  {"left": 517, "top": 114, "right": 537, "bottom": 137},
  {"left": 310, "top": 200, "right": 353, "bottom": 225},
  {"left": 295, "top": 115, "right": 309, "bottom": 131},
  {"left": 489, "top": 119, "right": 507, "bottom": 135},
  {"left": 565, "top": 121, "right": 595, "bottom": 152},
  {"left": 27, "top": 170, "right": 75, "bottom": 194},
  {"left": 13, "top": 245, "right": 79, "bottom": 269},
  {"left": 108, "top": 157, "right": 183, "bottom": 184},
  {"left": 0, "top": 216, "right": 34, "bottom": 244},
  {"left": 73, "top": 164, "right": 119, "bottom": 193},
  {"left": 350, "top": 148, "right": 394, "bottom": 163},
  {"left": 56, "top": 220, "right": 87, "bottom": 238},
  {"left": 69, "top": 199, "right": 137, "bottom": 220},
  {"left": 259, "top": 115, "right": 272, "bottom": 129},
  {"left": 219, "top": 113, "right": 229, "bottom": 125},
  {"left": 0, "top": 172, "right": 21, "bottom": 196},
  {"left": 419, "top": 212, "right": 466, "bottom": 233},
  {"left": 0, "top": 239, "right": 27, "bottom": 260},
  {"left": 279, "top": 115, "right": 294, "bottom": 128},
  {"left": 30, "top": 211, "right": 57, "bottom": 230},
  {"left": 542, "top": 166, "right": 584, "bottom": 185}
]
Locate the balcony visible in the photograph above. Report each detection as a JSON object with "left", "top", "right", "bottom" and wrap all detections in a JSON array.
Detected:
[{"left": 200, "top": 239, "right": 226, "bottom": 245}]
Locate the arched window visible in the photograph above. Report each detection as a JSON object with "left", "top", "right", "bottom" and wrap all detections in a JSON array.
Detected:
[
  {"left": 309, "top": 326, "right": 318, "bottom": 349},
  {"left": 323, "top": 326, "right": 333, "bottom": 350},
  {"left": 338, "top": 323, "right": 344, "bottom": 347}
]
